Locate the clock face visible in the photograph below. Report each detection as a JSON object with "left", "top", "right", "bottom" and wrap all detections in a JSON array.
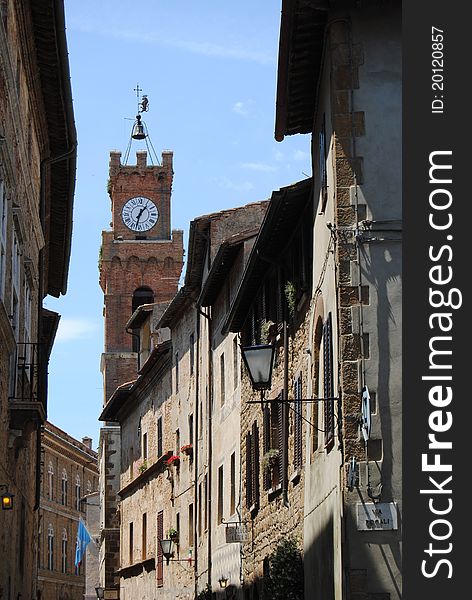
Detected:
[{"left": 121, "top": 196, "right": 159, "bottom": 232}]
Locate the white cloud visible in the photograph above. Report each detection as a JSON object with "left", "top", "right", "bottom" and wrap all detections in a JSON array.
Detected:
[
  {"left": 294, "top": 150, "right": 310, "bottom": 161},
  {"left": 233, "top": 101, "right": 249, "bottom": 116},
  {"left": 214, "top": 176, "right": 254, "bottom": 193},
  {"left": 274, "top": 150, "right": 285, "bottom": 162},
  {"left": 68, "top": 19, "right": 274, "bottom": 65},
  {"left": 240, "top": 162, "right": 276, "bottom": 172},
  {"left": 55, "top": 318, "right": 99, "bottom": 342}
]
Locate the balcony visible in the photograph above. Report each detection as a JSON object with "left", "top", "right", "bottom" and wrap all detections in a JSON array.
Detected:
[{"left": 8, "top": 343, "right": 46, "bottom": 432}]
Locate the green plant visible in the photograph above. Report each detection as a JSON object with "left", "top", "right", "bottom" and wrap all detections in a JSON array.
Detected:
[
  {"left": 168, "top": 527, "right": 179, "bottom": 539},
  {"left": 261, "top": 448, "right": 279, "bottom": 471},
  {"left": 284, "top": 281, "right": 297, "bottom": 319},
  {"left": 138, "top": 460, "right": 148, "bottom": 473},
  {"left": 196, "top": 584, "right": 212, "bottom": 600},
  {"left": 264, "top": 537, "right": 304, "bottom": 600}
]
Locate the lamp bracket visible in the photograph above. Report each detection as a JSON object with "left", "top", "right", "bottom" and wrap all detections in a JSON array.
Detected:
[{"left": 246, "top": 397, "right": 339, "bottom": 405}]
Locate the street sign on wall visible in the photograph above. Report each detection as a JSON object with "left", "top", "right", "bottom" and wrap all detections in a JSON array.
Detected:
[
  {"left": 356, "top": 502, "right": 398, "bottom": 531},
  {"left": 225, "top": 524, "right": 249, "bottom": 543}
]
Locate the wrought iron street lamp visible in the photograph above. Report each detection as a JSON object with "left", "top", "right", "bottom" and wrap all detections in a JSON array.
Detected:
[
  {"left": 95, "top": 586, "right": 105, "bottom": 599},
  {"left": 219, "top": 576, "right": 229, "bottom": 589},
  {"left": 240, "top": 344, "right": 275, "bottom": 392},
  {"left": 159, "top": 538, "right": 174, "bottom": 565},
  {"left": 0, "top": 485, "right": 13, "bottom": 510}
]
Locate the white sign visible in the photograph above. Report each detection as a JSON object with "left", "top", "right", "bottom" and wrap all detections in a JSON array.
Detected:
[
  {"left": 361, "top": 386, "right": 371, "bottom": 442},
  {"left": 356, "top": 502, "right": 398, "bottom": 531},
  {"left": 225, "top": 525, "right": 249, "bottom": 543}
]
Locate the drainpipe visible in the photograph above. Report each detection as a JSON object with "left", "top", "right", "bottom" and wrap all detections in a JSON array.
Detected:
[
  {"left": 193, "top": 306, "right": 201, "bottom": 598},
  {"left": 282, "top": 275, "right": 290, "bottom": 508}
]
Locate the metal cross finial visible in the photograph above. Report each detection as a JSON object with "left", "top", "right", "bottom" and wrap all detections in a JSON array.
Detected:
[{"left": 134, "top": 84, "right": 143, "bottom": 99}]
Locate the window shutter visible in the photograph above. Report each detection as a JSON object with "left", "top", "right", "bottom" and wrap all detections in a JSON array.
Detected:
[
  {"left": 324, "top": 313, "right": 334, "bottom": 446},
  {"left": 245, "top": 432, "right": 252, "bottom": 509},
  {"left": 156, "top": 511, "right": 163, "bottom": 587},
  {"left": 294, "top": 377, "right": 303, "bottom": 470},
  {"left": 252, "top": 421, "right": 260, "bottom": 505},
  {"left": 263, "top": 405, "right": 271, "bottom": 490},
  {"left": 277, "top": 395, "right": 284, "bottom": 485}
]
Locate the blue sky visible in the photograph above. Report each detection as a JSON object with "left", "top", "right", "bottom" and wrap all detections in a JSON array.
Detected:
[{"left": 44, "top": 1, "right": 311, "bottom": 449}]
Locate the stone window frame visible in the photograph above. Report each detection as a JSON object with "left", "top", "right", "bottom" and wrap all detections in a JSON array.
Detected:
[
  {"left": 75, "top": 474, "right": 81, "bottom": 511},
  {"left": 61, "top": 469, "right": 68, "bottom": 506},
  {"left": 0, "top": 178, "right": 7, "bottom": 302},
  {"left": 47, "top": 524, "right": 54, "bottom": 570},
  {"left": 61, "top": 529, "right": 68, "bottom": 574}
]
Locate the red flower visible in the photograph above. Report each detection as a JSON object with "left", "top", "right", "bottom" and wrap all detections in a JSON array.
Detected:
[
  {"left": 167, "top": 455, "right": 181, "bottom": 466},
  {"left": 180, "top": 444, "right": 193, "bottom": 452}
]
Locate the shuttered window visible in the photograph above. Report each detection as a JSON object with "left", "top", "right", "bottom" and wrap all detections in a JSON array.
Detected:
[
  {"left": 323, "top": 313, "right": 335, "bottom": 448},
  {"left": 262, "top": 405, "right": 271, "bottom": 490},
  {"left": 245, "top": 422, "right": 260, "bottom": 509},
  {"left": 294, "top": 376, "right": 303, "bottom": 470},
  {"left": 156, "top": 511, "right": 163, "bottom": 587},
  {"left": 276, "top": 396, "right": 284, "bottom": 485},
  {"left": 319, "top": 113, "right": 328, "bottom": 211}
]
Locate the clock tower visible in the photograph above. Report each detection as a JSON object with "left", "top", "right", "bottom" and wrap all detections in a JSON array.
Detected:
[
  {"left": 99, "top": 148, "right": 183, "bottom": 404},
  {"left": 98, "top": 138, "right": 183, "bottom": 594}
]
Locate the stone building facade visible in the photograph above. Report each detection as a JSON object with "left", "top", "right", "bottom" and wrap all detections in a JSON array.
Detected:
[
  {"left": 99, "top": 201, "right": 267, "bottom": 600},
  {"left": 274, "top": 1, "right": 402, "bottom": 598},
  {"left": 0, "top": 2, "right": 76, "bottom": 599},
  {"left": 98, "top": 148, "right": 184, "bottom": 597},
  {"left": 38, "top": 423, "right": 99, "bottom": 600}
]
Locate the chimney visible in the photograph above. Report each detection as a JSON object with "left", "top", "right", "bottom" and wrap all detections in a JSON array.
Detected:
[{"left": 82, "top": 436, "right": 93, "bottom": 450}]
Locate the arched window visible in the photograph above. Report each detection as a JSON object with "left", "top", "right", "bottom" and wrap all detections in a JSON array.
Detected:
[
  {"left": 61, "top": 469, "right": 68, "bottom": 506},
  {"left": 61, "top": 529, "right": 68, "bottom": 573},
  {"left": 47, "top": 525, "right": 54, "bottom": 570},
  {"left": 75, "top": 474, "right": 81, "bottom": 511},
  {"left": 131, "top": 286, "right": 154, "bottom": 351},
  {"left": 48, "top": 462, "right": 54, "bottom": 501},
  {"left": 86, "top": 480, "right": 92, "bottom": 494},
  {"left": 164, "top": 256, "right": 174, "bottom": 270}
]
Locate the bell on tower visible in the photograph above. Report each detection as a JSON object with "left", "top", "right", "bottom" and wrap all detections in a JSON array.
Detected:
[{"left": 124, "top": 85, "right": 160, "bottom": 165}]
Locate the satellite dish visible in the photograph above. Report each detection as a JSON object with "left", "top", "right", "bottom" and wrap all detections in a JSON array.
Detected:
[{"left": 361, "top": 386, "right": 371, "bottom": 442}]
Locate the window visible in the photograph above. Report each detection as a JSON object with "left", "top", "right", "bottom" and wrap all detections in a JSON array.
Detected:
[
  {"left": 233, "top": 336, "right": 238, "bottom": 389},
  {"left": 188, "top": 503, "right": 194, "bottom": 547},
  {"left": 142, "top": 513, "right": 147, "bottom": 560},
  {"left": 175, "top": 429, "right": 180, "bottom": 456},
  {"left": 294, "top": 376, "right": 303, "bottom": 470},
  {"left": 319, "top": 113, "right": 328, "bottom": 211},
  {"left": 75, "top": 475, "right": 81, "bottom": 511},
  {"left": 204, "top": 474, "right": 208, "bottom": 531},
  {"left": 245, "top": 421, "right": 260, "bottom": 509},
  {"left": 188, "top": 413, "right": 194, "bottom": 447},
  {"left": 143, "top": 431, "right": 148, "bottom": 460},
  {"left": 323, "top": 313, "right": 335, "bottom": 448},
  {"left": 175, "top": 352, "right": 179, "bottom": 392},
  {"left": 131, "top": 287, "right": 154, "bottom": 351},
  {"left": 61, "top": 470, "right": 68, "bottom": 506},
  {"left": 86, "top": 479, "right": 92, "bottom": 494},
  {"left": 220, "top": 353, "right": 225, "bottom": 406},
  {"left": 157, "top": 417, "right": 163, "bottom": 458},
  {"left": 190, "top": 333, "right": 195, "bottom": 376},
  {"left": 11, "top": 231, "right": 20, "bottom": 340},
  {"left": 157, "top": 511, "right": 163, "bottom": 587},
  {"left": 230, "top": 452, "right": 236, "bottom": 515},
  {"left": 23, "top": 280, "right": 32, "bottom": 367},
  {"left": 47, "top": 525, "right": 54, "bottom": 570},
  {"left": 61, "top": 530, "right": 68, "bottom": 573},
  {"left": 48, "top": 463, "right": 54, "bottom": 501},
  {"left": 217, "top": 465, "right": 224, "bottom": 524},
  {"left": 0, "top": 179, "right": 7, "bottom": 301},
  {"left": 262, "top": 400, "right": 283, "bottom": 490},
  {"left": 198, "top": 483, "right": 202, "bottom": 538},
  {"left": 129, "top": 522, "right": 134, "bottom": 564}
]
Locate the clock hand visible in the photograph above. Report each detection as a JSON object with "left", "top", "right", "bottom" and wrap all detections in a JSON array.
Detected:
[{"left": 135, "top": 208, "right": 145, "bottom": 224}]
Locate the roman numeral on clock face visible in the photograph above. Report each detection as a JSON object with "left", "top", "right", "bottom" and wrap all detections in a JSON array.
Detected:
[{"left": 121, "top": 196, "right": 160, "bottom": 232}]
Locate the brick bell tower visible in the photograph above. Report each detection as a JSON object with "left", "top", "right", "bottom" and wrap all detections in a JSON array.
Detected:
[{"left": 98, "top": 94, "right": 183, "bottom": 597}]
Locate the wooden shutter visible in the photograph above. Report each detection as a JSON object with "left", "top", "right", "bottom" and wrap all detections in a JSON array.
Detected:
[
  {"left": 323, "top": 313, "right": 334, "bottom": 447},
  {"left": 251, "top": 421, "right": 260, "bottom": 506},
  {"left": 277, "top": 395, "right": 284, "bottom": 485},
  {"left": 156, "top": 511, "right": 163, "bottom": 587},
  {"left": 245, "top": 432, "right": 252, "bottom": 509},
  {"left": 263, "top": 405, "right": 271, "bottom": 490},
  {"left": 294, "top": 377, "right": 303, "bottom": 470}
]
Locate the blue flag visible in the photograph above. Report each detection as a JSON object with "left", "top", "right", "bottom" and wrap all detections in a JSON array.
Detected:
[{"left": 75, "top": 519, "right": 92, "bottom": 567}]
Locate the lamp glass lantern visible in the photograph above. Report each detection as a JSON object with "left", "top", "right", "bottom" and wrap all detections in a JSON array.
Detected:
[
  {"left": 159, "top": 538, "right": 174, "bottom": 564},
  {"left": 241, "top": 344, "right": 275, "bottom": 391},
  {"left": 1, "top": 491, "right": 13, "bottom": 510},
  {"left": 218, "top": 576, "right": 229, "bottom": 589},
  {"left": 95, "top": 586, "right": 105, "bottom": 600}
]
